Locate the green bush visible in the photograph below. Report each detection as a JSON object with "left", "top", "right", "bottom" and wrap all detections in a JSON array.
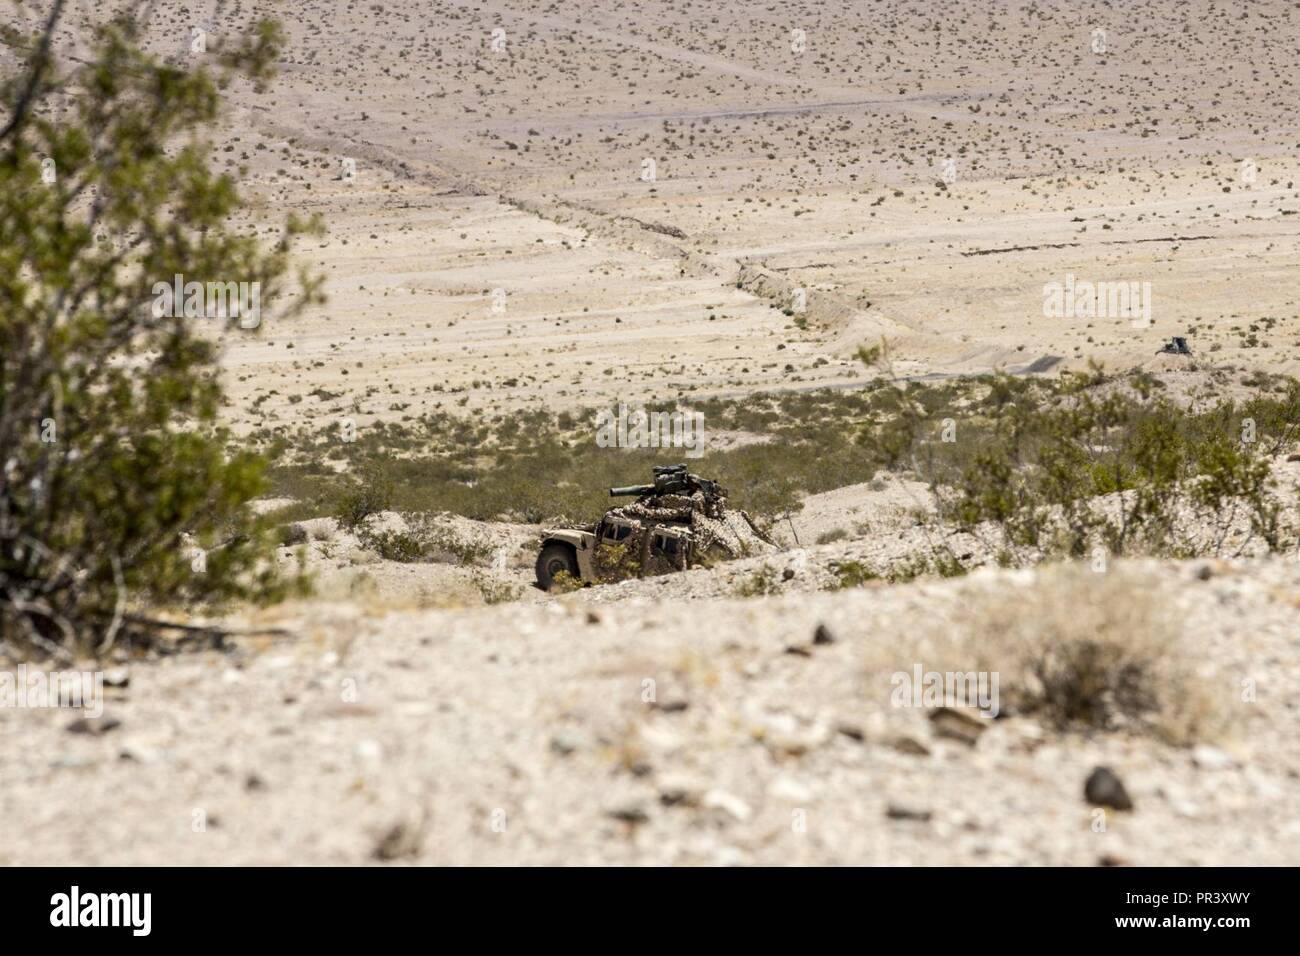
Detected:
[
  {"left": 0, "top": 12, "right": 319, "bottom": 657},
  {"left": 336, "top": 465, "right": 395, "bottom": 530}
]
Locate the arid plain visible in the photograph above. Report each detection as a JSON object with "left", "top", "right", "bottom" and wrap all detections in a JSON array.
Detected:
[{"left": 53, "top": 0, "right": 1300, "bottom": 427}]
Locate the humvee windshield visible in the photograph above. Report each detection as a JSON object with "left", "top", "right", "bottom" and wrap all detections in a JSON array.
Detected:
[
  {"left": 653, "top": 531, "right": 685, "bottom": 555},
  {"left": 602, "top": 520, "right": 633, "bottom": 542}
]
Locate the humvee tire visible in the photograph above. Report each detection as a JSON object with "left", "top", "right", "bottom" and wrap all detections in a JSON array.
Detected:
[{"left": 535, "top": 542, "right": 579, "bottom": 590}]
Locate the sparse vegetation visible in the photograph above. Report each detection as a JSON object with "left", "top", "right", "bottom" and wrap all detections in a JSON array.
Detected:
[
  {"left": 958, "top": 568, "right": 1224, "bottom": 743},
  {"left": 733, "top": 565, "right": 783, "bottom": 597},
  {"left": 264, "top": 352, "right": 1300, "bottom": 586}
]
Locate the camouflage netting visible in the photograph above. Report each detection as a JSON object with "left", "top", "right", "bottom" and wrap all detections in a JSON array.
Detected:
[{"left": 608, "top": 492, "right": 777, "bottom": 559}]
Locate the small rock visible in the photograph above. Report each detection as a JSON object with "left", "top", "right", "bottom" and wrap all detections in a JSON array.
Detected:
[
  {"left": 638, "top": 723, "right": 682, "bottom": 750},
  {"left": 117, "top": 744, "right": 161, "bottom": 764},
  {"left": 607, "top": 801, "right": 650, "bottom": 824},
  {"left": 702, "top": 789, "right": 751, "bottom": 822},
  {"left": 1085, "top": 766, "right": 1134, "bottom": 811},
  {"left": 767, "top": 776, "right": 813, "bottom": 803},
  {"left": 324, "top": 702, "right": 377, "bottom": 718},
  {"left": 66, "top": 716, "right": 121, "bottom": 736},
  {"left": 1098, "top": 853, "right": 1132, "bottom": 867},
  {"left": 652, "top": 698, "right": 689, "bottom": 714},
  {"left": 658, "top": 775, "right": 705, "bottom": 807},
  {"left": 781, "top": 568, "right": 795, "bottom": 581},
  {"left": 890, "top": 735, "right": 932, "bottom": 757},
  {"left": 929, "top": 707, "right": 986, "bottom": 746},
  {"left": 758, "top": 714, "right": 831, "bottom": 756},
  {"left": 549, "top": 731, "right": 583, "bottom": 756},
  {"left": 835, "top": 721, "right": 865, "bottom": 742},
  {"left": 783, "top": 644, "right": 812, "bottom": 658},
  {"left": 245, "top": 773, "right": 268, "bottom": 792},
  {"left": 886, "top": 803, "right": 932, "bottom": 822},
  {"left": 1191, "top": 745, "right": 1236, "bottom": 771},
  {"left": 813, "top": 623, "right": 836, "bottom": 645},
  {"left": 103, "top": 668, "right": 130, "bottom": 688},
  {"left": 373, "top": 816, "right": 425, "bottom": 861},
  {"left": 585, "top": 610, "right": 601, "bottom": 625}
]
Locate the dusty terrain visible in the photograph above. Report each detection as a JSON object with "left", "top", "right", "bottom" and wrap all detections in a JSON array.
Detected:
[
  {"left": 4, "top": 549, "right": 1298, "bottom": 866},
  {"left": 13, "top": 0, "right": 1293, "bottom": 430},
  {"left": 5, "top": 0, "right": 1300, "bottom": 865}
]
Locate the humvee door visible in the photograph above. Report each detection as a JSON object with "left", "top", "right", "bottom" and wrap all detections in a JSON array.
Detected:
[{"left": 593, "top": 516, "right": 639, "bottom": 581}]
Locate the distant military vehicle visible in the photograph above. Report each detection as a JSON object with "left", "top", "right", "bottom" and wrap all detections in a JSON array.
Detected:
[{"left": 534, "top": 464, "right": 774, "bottom": 590}]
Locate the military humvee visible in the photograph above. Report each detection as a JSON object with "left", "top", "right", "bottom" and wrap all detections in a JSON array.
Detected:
[{"left": 534, "top": 465, "right": 770, "bottom": 590}]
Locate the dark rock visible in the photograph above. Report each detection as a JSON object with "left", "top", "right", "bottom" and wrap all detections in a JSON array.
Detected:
[
  {"left": 373, "top": 817, "right": 425, "bottom": 861},
  {"left": 1085, "top": 766, "right": 1134, "bottom": 811},
  {"left": 607, "top": 801, "right": 650, "bottom": 824},
  {"left": 653, "top": 697, "right": 689, "bottom": 713},
  {"left": 813, "top": 623, "right": 836, "bottom": 645},
  {"left": 890, "top": 735, "right": 932, "bottom": 756},
  {"left": 835, "top": 721, "right": 865, "bottom": 742},
  {"left": 886, "top": 803, "right": 933, "bottom": 822},
  {"left": 66, "top": 716, "right": 121, "bottom": 736}
]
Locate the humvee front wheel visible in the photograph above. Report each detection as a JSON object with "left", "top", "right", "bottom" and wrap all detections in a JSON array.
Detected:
[{"left": 535, "top": 542, "right": 579, "bottom": 591}]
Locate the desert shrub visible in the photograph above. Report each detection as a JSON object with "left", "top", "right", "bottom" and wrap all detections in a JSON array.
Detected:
[
  {"left": 335, "top": 465, "right": 394, "bottom": 530},
  {"left": 548, "top": 570, "right": 583, "bottom": 594},
  {"left": 958, "top": 567, "right": 1224, "bottom": 743},
  {"left": 733, "top": 565, "right": 782, "bottom": 596},
  {"left": 827, "top": 559, "right": 878, "bottom": 589},
  {"left": 473, "top": 574, "right": 521, "bottom": 605},
  {"left": 0, "top": 11, "right": 319, "bottom": 657},
  {"left": 862, "top": 364, "right": 1291, "bottom": 561},
  {"left": 595, "top": 540, "right": 640, "bottom": 583},
  {"left": 358, "top": 529, "right": 426, "bottom": 563},
  {"left": 863, "top": 566, "right": 1227, "bottom": 742},
  {"left": 417, "top": 523, "right": 492, "bottom": 565},
  {"left": 884, "top": 547, "right": 968, "bottom": 583}
]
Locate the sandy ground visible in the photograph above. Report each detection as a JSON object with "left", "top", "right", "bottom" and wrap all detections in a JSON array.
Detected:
[
  {"left": 5, "top": 0, "right": 1300, "bottom": 864},
  {"left": 3, "top": 554, "right": 1298, "bottom": 866}
]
